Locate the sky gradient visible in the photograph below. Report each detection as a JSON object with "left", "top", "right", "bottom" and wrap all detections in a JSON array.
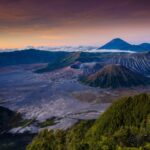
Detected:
[{"left": 0, "top": 0, "right": 150, "bottom": 49}]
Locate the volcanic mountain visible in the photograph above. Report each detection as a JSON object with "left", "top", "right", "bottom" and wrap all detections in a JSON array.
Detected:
[
  {"left": 81, "top": 64, "right": 150, "bottom": 88},
  {"left": 99, "top": 38, "right": 150, "bottom": 51},
  {"left": 108, "top": 52, "right": 150, "bottom": 76},
  {"left": 99, "top": 38, "right": 131, "bottom": 50}
]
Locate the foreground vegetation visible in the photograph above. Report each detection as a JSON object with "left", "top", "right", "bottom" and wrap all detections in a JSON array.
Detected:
[{"left": 27, "top": 93, "right": 150, "bottom": 150}]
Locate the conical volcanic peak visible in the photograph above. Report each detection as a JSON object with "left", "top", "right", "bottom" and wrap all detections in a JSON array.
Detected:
[
  {"left": 82, "top": 64, "right": 150, "bottom": 88},
  {"left": 99, "top": 38, "right": 131, "bottom": 50},
  {"left": 99, "top": 38, "right": 150, "bottom": 51}
]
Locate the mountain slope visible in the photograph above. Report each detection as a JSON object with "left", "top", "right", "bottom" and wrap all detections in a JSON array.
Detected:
[
  {"left": 81, "top": 64, "right": 150, "bottom": 88},
  {"left": 99, "top": 38, "right": 132, "bottom": 50},
  {"left": 99, "top": 38, "right": 150, "bottom": 51},
  {"left": 108, "top": 52, "right": 150, "bottom": 76},
  {"left": 36, "top": 52, "right": 81, "bottom": 73},
  {"left": 87, "top": 93, "right": 150, "bottom": 136},
  {"left": 85, "top": 93, "right": 150, "bottom": 149}
]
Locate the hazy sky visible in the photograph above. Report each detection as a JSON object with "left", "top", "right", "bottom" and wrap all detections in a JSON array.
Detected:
[{"left": 0, "top": 0, "right": 150, "bottom": 49}]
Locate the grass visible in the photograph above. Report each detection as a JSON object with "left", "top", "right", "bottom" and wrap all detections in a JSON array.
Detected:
[
  {"left": 16, "top": 118, "right": 36, "bottom": 128},
  {"left": 38, "top": 117, "right": 57, "bottom": 128}
]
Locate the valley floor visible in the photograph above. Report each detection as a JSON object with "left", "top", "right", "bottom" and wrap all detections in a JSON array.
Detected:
[{"left": 0, "top": 63, "right": 150, "bottom": 133}]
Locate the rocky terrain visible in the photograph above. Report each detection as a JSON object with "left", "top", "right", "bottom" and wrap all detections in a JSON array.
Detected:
[
  {"left": 0, "top": 50, "right": 150, "bottom": 134},
  {"left": 0, "top": 50, "right": 150, "bottom": 150},
  {"left": 81, "top": 64, "right": 150, "bottom": 88},
  {"left": 108, "top": 52, "right": 150, "bottom": 76},
  {"left": 0, "top": 62, "right": 150, "bottom": 134},
  {"left": 0, "top": 64, "right": 109, "bottom": 133}
]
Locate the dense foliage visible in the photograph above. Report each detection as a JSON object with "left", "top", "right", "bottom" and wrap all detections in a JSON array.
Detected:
[
  {"left": 26, "top": 120, "right": 94, "bottom": 150},
  {"left": 88, "top": 93, "right": 150, "bottom": 136},
  {"left": 38, "top": 117, "right": 57, "bottom": 128},
  {"left": 27, "top": 93, "right": 150, "bottom": 150}
]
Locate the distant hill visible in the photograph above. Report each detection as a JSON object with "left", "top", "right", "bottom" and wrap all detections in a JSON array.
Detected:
[
  {"left": 81, "top": 64, "right": 150, "bottom": 88},
  {"left": 0, "top": 49, "right": 68, "bottom": 67},
  {"left": 1, "top": 49, "right": 150, "bottom": 76},
  {"left": 35, "top": 52, "right": 81, "bottom": 73},
  {"left": 99, "top": 38, "right": 150, "bottom": 51},
  {"left": 0, "top": 50, "right": 116, "bottom": 68}
]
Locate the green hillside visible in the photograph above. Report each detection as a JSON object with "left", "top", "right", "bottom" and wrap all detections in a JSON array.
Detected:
[
  {"left": 36, "top": 52, "right": 80, "bottom": 73},
  {"left": 85, "top": 93, "right": 150, "bottom": 149},
  {"left": 26, "top": 93, "right": 150, "bottom": 150}
]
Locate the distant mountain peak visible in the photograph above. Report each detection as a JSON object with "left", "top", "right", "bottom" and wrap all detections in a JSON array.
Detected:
[
  {"left": 111, "top": 38, "right": 127, "bottom": 42},
  {"left": 110, "top": 38, "right": 130, "bottom": 44},
  {"left": 99, "top": 38, "right": 150, "bottom": 51},
  {"left": 99, "top": 38, "right": 131, "bottom": 50}
]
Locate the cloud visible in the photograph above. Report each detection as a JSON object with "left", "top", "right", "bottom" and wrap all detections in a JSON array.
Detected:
[
  {"left": 0, "top": 45, "right": 136, "bottom": 53},
  {"left": 30, "top": 46, "right": 136, "bottom": 53},
  {"left": 0, "top": 0, "right": 150, "bottom": 48},
  {"left": 0, "top": 0, "right": 149, "bottom": 30}
]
